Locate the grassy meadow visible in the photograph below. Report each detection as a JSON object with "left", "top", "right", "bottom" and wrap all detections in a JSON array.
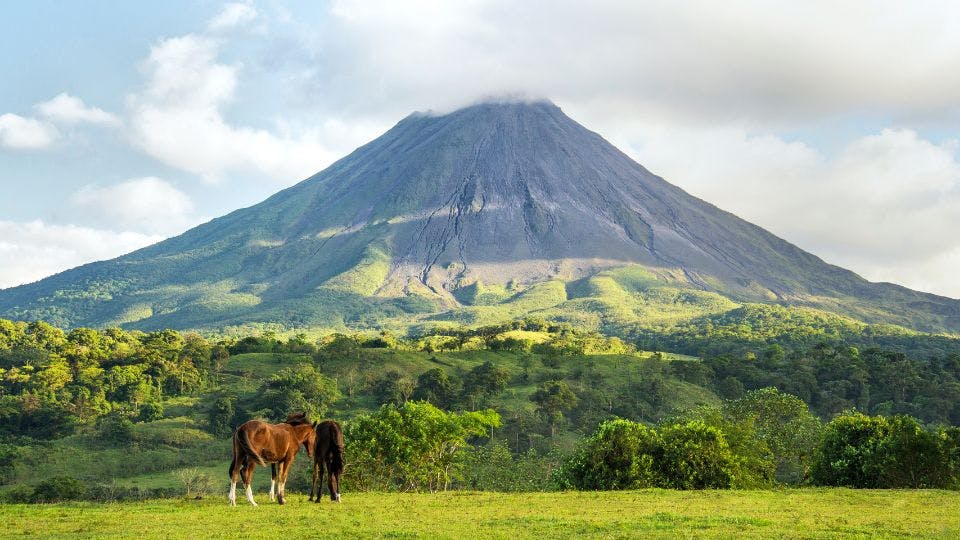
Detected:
[{"left": 2, "top": 489, "right": 958, "bottom": 539}]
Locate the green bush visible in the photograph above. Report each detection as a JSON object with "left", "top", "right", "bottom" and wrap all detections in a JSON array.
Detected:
[
  {"left": 206, "top": 394, "right": 237, "bottom": 437},
  {"left": 656, "top": 421, "right": 735, "bottom": 489},
  {"left": 725, "top": 388, "right": 822, "bottom": 484},
  {"left": 345, "top": 401, "right": 501, "bottom": 492},
  {"left": 97, "top": 413, "right": 135, "bottom": 445},
  {"left": 560, "top": 419, "right": 737, "bottom": 490},
  {"left": 462, "top": 442, "right": 561, "bottom": 492},
  {"left": 810, "top": 412, "right": 959, "bottom": 488},
  {"left": 811, "top": 412, "right": 889, "bottom": 487},
  {"left": 558, "top": 419, "right": 658, "bottom": 490},
  {"left": 253, "top": 364, "right": 341, "bottom": 421},
  {"left": 138, "top": 402, "right": 164, "bottom": 422},
  {"left": 31, "top": 475, "right": 85, "bottom": 503}
]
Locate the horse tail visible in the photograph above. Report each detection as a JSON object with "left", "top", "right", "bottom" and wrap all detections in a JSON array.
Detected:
[
  {"left": 329, "top": 421, "right": 345, "bottom": 476},
  {"left": 238, "top": 425, "right": 266, "bottom": 466},
  {"left": 229, "top": 429, "right": 241, "bottom": 479}
]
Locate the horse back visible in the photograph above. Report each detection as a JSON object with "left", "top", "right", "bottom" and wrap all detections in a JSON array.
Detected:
[
  {"left": 314, "top": 420, "right": 345, "bottom": 474},
  {"left": 235, "top": 419, "right": 301, "bottom": 463}
]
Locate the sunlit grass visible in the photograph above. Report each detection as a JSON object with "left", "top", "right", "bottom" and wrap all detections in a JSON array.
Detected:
[{"left": 1, "top": 489, "right": 957, "bottom": 538}]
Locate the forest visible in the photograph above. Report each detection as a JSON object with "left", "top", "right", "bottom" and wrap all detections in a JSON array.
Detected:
[{"left": 1, "top": 316, "right": 959, "bottom": 503}]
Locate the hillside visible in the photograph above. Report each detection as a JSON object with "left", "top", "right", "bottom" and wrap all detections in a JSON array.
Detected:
[{"left": 1, "top": 100, "right": 959, "bottom": 334}]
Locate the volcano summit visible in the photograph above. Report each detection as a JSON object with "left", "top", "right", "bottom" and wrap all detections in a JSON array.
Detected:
[{"left": 2, "top": 100, "right": 958, "bottom": 333}]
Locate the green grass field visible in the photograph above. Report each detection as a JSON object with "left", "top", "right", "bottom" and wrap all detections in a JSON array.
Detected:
[{"left": 1, "top": 489, "right": 958, "bottom": 539}]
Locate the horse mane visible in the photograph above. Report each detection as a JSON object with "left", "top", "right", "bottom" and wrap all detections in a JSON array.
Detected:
[{"left": 284, "top": 411, "right": 311, "bottom": 426}]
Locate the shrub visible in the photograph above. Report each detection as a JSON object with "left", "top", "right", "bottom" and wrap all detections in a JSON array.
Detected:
[
  {"left": 558, "top": 419, "right": 658, "bottom": 490},
  {"left": 206, "top": 394, "right": 236, "bottom": 437},
  {"left": 253, "top": 364, "right": 341, "bottom": 421},
  {"left": 462, "top": 442, "right": 560, "bottom": 492},
  {"left": 807, "top": 412, "right": 959, "bottom": 488},
  {"left": 97, "top": 412, "right": 135, "bottom": 445},
  {"left": 811, "top": 412, "right": 889, "bottom": 487},
  {"left": 0, "top": 443, "right": 18, "bottom": 484},
  {"left": 138, "top": 401, "right": 164, "bottom": 422},
  {"left": 31, "top": 475, "right": 84, "bottom": 503},
  {"left": 725, "top": 388, "right": 822, "bottom": 484},
  {"left": 346, "top": 401, "right": 501, "bottom": 492},
  {"left": 656, "top": 421, "right": 735, "bottom": 489},
  {"left": 174, "top": 468, "right": 216, "bottom": 498}
]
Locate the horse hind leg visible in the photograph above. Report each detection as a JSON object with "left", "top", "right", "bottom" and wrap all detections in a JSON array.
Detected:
[
  {"left": 309, "top": 461, "right": 319, "bottom": 502},
  {"left": 276, "top": 461, "right": 287, "bottom": 505},
  {"left": 269, "top": 463, "right": 277, "bottom": 502},
  {"left": 242, "top": 460, "right": 258, "bottom": 507},
  {"left": 228, "top": 460, "right": 241, "bottom": 506},
  {"left": 327, "top": 460, "right": 340, "bottom": 503}
]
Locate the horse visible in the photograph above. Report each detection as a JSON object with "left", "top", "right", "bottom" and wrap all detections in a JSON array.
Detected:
[
  {"left": 309, "top": 420, "right": 345, "bottom": 503},
  {"left": 228, "top": 412, "right": 316, "bottom": 506}
]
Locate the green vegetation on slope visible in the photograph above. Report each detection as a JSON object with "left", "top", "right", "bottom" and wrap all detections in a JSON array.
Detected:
[{"left": 2, "top": 317, "right": 959, "bottom": 503}]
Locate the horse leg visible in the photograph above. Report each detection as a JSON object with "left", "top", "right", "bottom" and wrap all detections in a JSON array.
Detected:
[
  {"left": 309, "top": 460, "right": 319, "bottom": 502},
  {"left": 276, "top": 460, "right": 287, "bottom": 505},
  {"left": 242, "top": 459, "right": 258, "bottom": 507},
  {"left": 327, "top": 459, "right": 340, "bottom": 502},
  {"left": 269, "top": 463, "right": 277, "bottom": 502},
  {"left": 228, "top": 460, "right": 240, "bottom": 506}
]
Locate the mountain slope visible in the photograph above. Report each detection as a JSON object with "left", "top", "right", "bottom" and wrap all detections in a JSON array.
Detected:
[{"left": 2, "top": 100, "right": 959, "bottom": 333}]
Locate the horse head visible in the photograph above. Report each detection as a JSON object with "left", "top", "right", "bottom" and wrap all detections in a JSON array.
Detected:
[
  {"left": 303, "top": 425, "right": 317, "bottom": 458},
  {"left": 285, "top": 411, "right": 310, "bottom": 425}
]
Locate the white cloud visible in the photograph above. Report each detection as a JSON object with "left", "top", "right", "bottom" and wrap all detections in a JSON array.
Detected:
[
  {"left": 208, "top": 1, "right": 258, "bottom": 32},
  {"left": 626, "top": 126, "right": 960, "bottom": 298},
  {"left": 295, "top": 0, "right": 960, "bottom": 126},
  {"left": 0, "top": 113, "right": 59, "bottom": 149},
  {"left": 36, "top": 93, "right": 120, "bottom": 125},
  {"left": 127, "top": 33, "right": 336, "bottom": 182},
  {"left": 0, "top": 220, "right": 163, "bottom": 289},
  {"left": 70, "top": 177, "right": 200, "bottom": 236}
]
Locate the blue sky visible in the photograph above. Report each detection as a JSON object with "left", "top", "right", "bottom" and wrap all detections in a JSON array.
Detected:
[{"left": 2, "top": 1, "right": 960, "bottom": 298}]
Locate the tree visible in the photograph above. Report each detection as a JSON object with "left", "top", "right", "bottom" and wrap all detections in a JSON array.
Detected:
[
  {"left": 531, "top": 380, "right": 577, "bottom": 436},
  {"left": 253, "top": 364, "right": 341, "bottom": 421},
  {"left": 656, "top": 421, "right": 735, "bottom": 489},
  {"left": 346, "top": 402, "right": 500, "bottom": 491},
  {"left": 875, "top": 415, "right": 949, "bottom": 488},
  {"left": 207, "top": 394, "right": 237, "bottom": 437},
  {"left": 811, "top": 411, "right": 889, "bottom": 487},
  {"left": 461, "top": 361, "right": 509, "bottom": 408},
  {"left": 371, "top": 369, "right": 415, "bottom": 406},
  {"left": 412, "top": 368, "right": 457, "bottom": 409},
  {"left": 558, "top": 419, "right": 658, "bottom": 490},
  {"left": 725, "top": 387, "right": 822, "bottom": 484}
]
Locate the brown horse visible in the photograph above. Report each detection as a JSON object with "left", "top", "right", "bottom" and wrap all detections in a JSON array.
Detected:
[
  {"left": 228, "top": 412, "right": 316, "bottom": 506},
  {"left": 310, "top": 420, "right": 345, "bottom": 502}
]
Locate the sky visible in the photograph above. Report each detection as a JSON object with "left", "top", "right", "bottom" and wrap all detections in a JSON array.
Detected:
[{"left": 2, "top": 0, "right": 960, "bottom": 298}]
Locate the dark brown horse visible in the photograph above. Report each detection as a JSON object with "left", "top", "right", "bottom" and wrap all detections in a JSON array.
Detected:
[
  {"left": 228, "top": 412, "right": 316, "bottom": 506},
  {"left": 310, "top": 420, "right": 345, "bottom": 502}
]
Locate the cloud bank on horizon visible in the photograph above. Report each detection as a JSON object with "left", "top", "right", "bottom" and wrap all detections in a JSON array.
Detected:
[{"left": 1, "top": 0, "right": 959, "bottom": 298}]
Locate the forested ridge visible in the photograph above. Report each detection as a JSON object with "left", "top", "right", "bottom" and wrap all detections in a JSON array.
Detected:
[{"left": 1, "top": 316, "right": 959, "bottom": 502}]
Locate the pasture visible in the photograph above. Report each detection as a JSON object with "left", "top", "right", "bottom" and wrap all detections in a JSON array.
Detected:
[{"left": 2, "top": 489, "right": 958, "bottom": 539}]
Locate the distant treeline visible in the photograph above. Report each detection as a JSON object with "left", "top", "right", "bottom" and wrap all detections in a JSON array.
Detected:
[
  {"left": 633, "top": 304, "right": 960, "bottom": 359},
  {"left": 559, "top": 389, "right": 960, "bottom": 490},
  {"left": 2, "top": 316, "right": 960, "bottom": 499}
]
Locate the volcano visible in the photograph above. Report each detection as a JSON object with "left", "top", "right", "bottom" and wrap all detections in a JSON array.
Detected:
[{"left": 2, "top": 100, "right": 958, "bottom": 333}]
